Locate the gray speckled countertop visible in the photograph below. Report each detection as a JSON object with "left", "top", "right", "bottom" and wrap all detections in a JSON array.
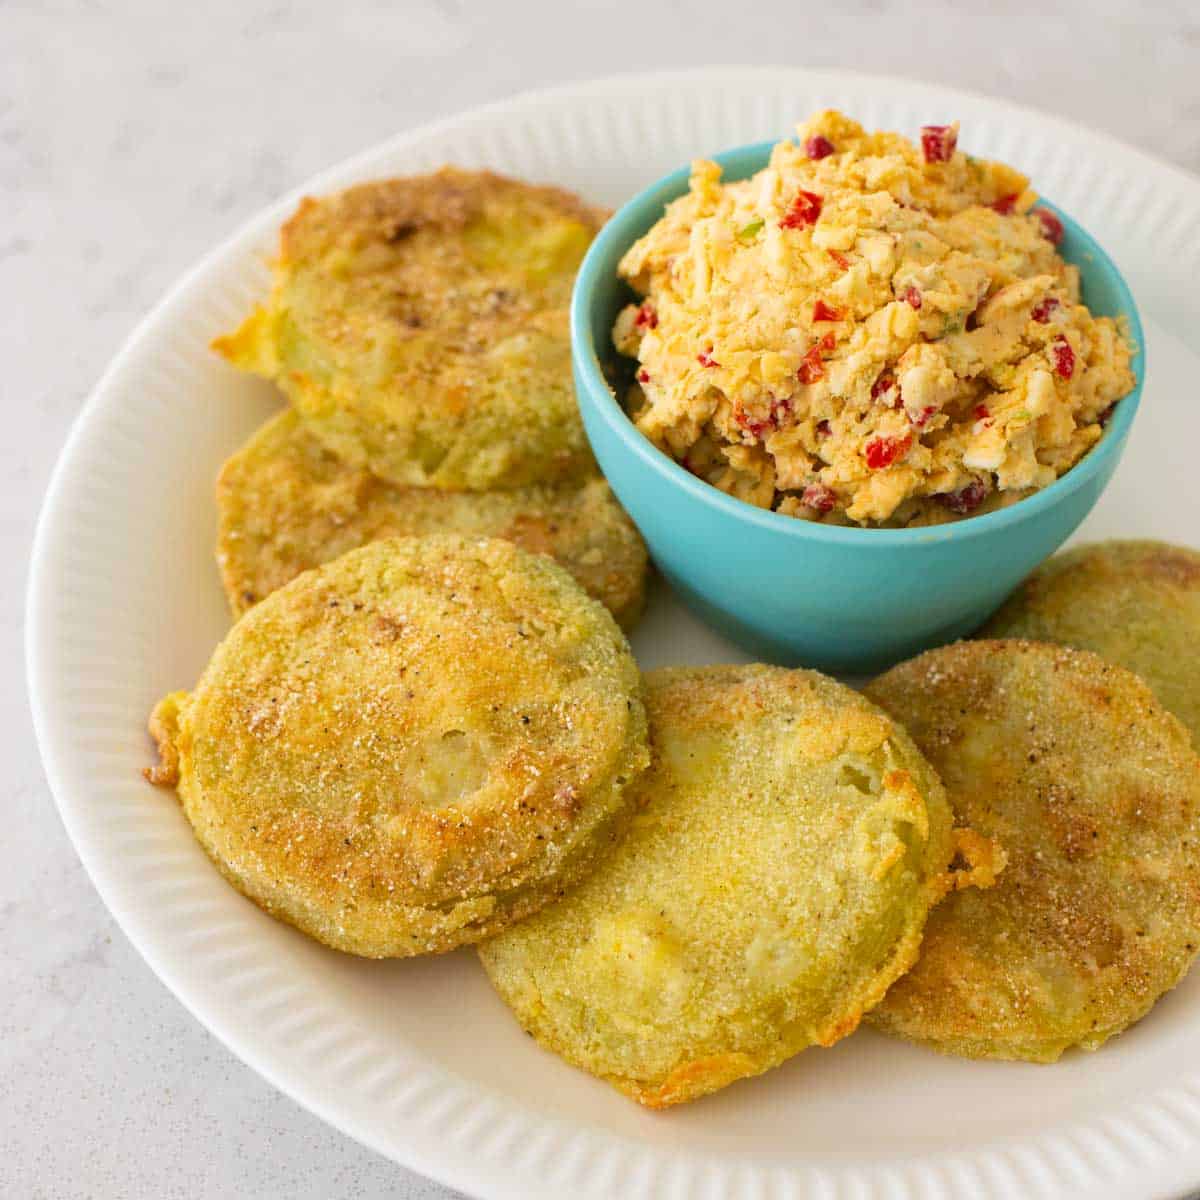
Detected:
[{"left": 5, "top": 2, "right": 1198, "bottom": 1196}]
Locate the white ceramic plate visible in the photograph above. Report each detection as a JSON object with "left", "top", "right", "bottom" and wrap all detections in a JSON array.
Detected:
[{"left": 28, "top": 68, "right": 1200, "bottom": 1200}]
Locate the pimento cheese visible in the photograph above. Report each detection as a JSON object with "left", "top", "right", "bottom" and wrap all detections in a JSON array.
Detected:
[{"left": 613, "top": 111, "right": 1136, "bottom": 526}]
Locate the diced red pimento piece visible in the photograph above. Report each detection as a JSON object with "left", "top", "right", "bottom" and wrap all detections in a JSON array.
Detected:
[
  {"left": 637, "top": 369, "right": 650, "bottom": 383},
  {"left": 798, "top": 333, "right": 836, "bottom": 384},
  {"left": 697, "top": 347, "right": 719, "bottom": 368},
  {"left": 974, "top": 404, "right": 991, "bottom": 422},
  {"left": 805, "top": 135, "right": 835, "bottom": 160},
  {"left": 812, "top": 299, "right": 845, "bottom": 322},
  {"left": 865, "top": 433, "right": 913, "bottom": 470},
  {"left": 903, "top": 285, "right": 923, "bottom": 310},
  {"left": 802, "top": 483, "right": 837, "bottom": 512},
  {"left": 828, "top": 249, "right": 850, "bottom": 270},
  {"left": 1051, "top": 336, "right": 1075, "bottom": 379},
  {"left": 1031, "top": 296, "right": 1060, "bottom": 324},
  {"left": 735, "top": 396, "right": 791, "bottom": 439},
  {"left": 1034, "top": 208, "right": 1064, "bottom": 245},
  {"left": 816, "top": 419, "right": 831, "bottom": 437},
  {"left": 920, "top": 124, "right": 958, "bottom": 163},
  {"left": 936, "top": 479, "right": 988, "bottom": 514},
  {"left": 733, "top": 404, "right": 767, "bottom": 437},
  {"left": 634, "top": 303, "right": 658, "bottom": 329},
  {"left": 914, "top": 405, "right": 937, "bottom": 427},
  {"left": 797, "top": 347, "right": 825, "bottom": 384},
  {"left": 991, "top": 193, "right": 1019, "bottom": 215},
  {"left": 780, "top": 190, "right": 823, "bottom": 229}
]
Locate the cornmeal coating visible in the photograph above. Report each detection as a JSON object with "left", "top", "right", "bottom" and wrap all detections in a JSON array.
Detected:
[
  {"left": 982, "top": 540, "right": 1200, "bottom": 746},
  {"left": 480, "top": 664, "right": 962, "bottom": 1106},
  {"left": 215, "top": 169, "right": 604, "bottom": 489},
  {"left": 866, "top": 640, "right": 1200, "bottom": 1061},
  {"left": 146, "top": 536, "right": 649, "bottom": 957},
  {"left": 216, "top": 410, "right": 647, "bottom": 629}
]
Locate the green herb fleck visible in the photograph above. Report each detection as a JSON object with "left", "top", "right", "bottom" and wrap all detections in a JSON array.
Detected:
[{"left": 738, "top": 218, "right": 765, "bottom": 241}]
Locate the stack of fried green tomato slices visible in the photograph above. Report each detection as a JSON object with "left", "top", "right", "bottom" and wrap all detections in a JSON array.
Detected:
[{"left": 158, "top": 156, "right": 1200, "bottom": 1112}]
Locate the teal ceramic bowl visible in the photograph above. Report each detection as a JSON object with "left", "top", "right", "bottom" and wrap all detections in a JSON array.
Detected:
[{"left": 571, "top": 142, "right": 1145, "bottom": 674}]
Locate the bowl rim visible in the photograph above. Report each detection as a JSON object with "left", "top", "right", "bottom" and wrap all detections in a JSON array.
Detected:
[{"left": 570, "top": 138, "right": 1146, "bottom": 547}]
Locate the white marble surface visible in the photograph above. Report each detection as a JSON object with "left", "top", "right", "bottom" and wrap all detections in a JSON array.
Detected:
[{"left": 5, "top": 1, "right": 1198, "bottom": 1196}]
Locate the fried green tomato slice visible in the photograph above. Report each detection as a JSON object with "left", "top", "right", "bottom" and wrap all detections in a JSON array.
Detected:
[
  {"left": 213, "top": 169, "right": 604, "bottom": 490},
  {"left": 478, "top": 664, "right": 958, "bottom": 1107},
  {"left": 982, "top": 540, "right": 1200, "bottom": 746},
  {"left": 865, "top": 639, "right": 1200, "bottom": 1062},
  {"left": 215, "top": 410, "right": 648, "bottom": 630},
  {"left": 145, "top": 535, "right": 649, "bottom": 958}
]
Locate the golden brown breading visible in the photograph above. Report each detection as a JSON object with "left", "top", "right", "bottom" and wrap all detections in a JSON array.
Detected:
[
  {"left": 479, "top": 664, "right": 960, "bottom": 1107},
  {"left": 146, "top": 535, "right": 649, "bottom": 958},
  {"left": 214, "top": 169, "right": 605, "bottom": 490},
  {"left": 866, "top": 639, "right": 1200, "bottom": 1061},
  {"left": 982, "top": 540, "right": 1200, "bottom": 745},
  {"left": 215, "top": 410, "right": 648, "bottom": 630}
]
